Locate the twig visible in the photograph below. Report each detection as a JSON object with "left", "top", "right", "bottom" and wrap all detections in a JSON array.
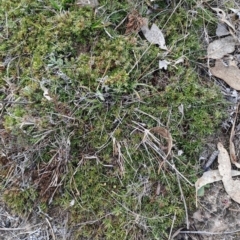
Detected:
[
  {"left": 204, "top": 150, "right": 219, "bottom": 171},
  {"left": 0, "top": 101, "right": 34, "bottom": 104},
  {"left": 128, "top": 45, "right": 152, "bottom": 74},
  {"left": 45, "top": 218, "right": 56, "bottom": 240},
  {"left": 180, "top": 229, "right": 240, "bottom": 235},
  {"left": 162, "top": 0, "right": 183, "bottom": 29},
  {"left": 176, "top": 171, "right": 189, "bottom": 229},
  {"left": 165, "top": 160, "right": 193, "bottom": 186},
  {"left": 76, "top": 213, "right": 113, "bottom": 226},
  {"left": 229, "top": 208, "right": 240, "bottom": 212},
  {"left": 0, "top": 223, "right": 42, "bottom": 231},
  {"left": 168, "top": 211, "right": 176, "bottom": 240},
  {"left": 229, "top": 102, "right": 240, "bottom": 166},
  {"left": 132, "top": 121, "right": 194, "bottom": 186}
]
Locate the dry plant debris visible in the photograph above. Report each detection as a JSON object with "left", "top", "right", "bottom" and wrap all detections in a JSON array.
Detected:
[
  {"left": 126, "top": 11, "right": 167, "bottom": 50},
  {"left": 209, "top": 7, "right": 240, "bottom": 91},
  {"left": 216, "top": 23, "right": 230, "bottom": 37},
  {"left": 125, "top": 10, "right": 144, "bottom": 34},
  {"left": 125, "top": 10, "right": 169, "bottom": 71},
  {"left": 212, "top": 8, "right": 236, "bottom": 35},
  {"left": 196, "top": 142, "right": 240, "bottom": 205},
  {"left": 150, "top": 126, "right": 173, "bottom": 159},
  {"left": 0, "top": 0, "right": 230, "bottom": 238},
  {"left": 229, "top": 103, "right": 240, "bottom": 168},
  {"left": 195, "top": 169, "right": 240, "bottom": 194},
  {"left": 140, "top": 18, "right": 167, "bottom": 50},
  {"left": 207, "top": 36, "right": 236, "bottom": 59},
  {"left": 159, "top": 59, "right": 170, "bottom": 70}
]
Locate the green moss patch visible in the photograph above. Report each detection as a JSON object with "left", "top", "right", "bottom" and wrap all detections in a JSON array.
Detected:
[{"left": 0, "top": 0, "right": 226, "bottom": 238}]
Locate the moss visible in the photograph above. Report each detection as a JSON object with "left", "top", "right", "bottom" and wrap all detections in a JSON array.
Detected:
[
  {"left": 3, "top": 187, "right": 38, "bottom": 216},
  {"left": 0, "top": 0, "right": 227, "bottom": 238}
]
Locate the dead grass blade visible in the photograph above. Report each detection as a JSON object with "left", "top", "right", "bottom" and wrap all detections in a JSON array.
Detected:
[
  {"left": 150, "top": 126, "right": 173, "bottom": 159},
  {"left": 170, "top": 227, "right": 184, "bottom": 240},
  {"left": 229, "top": 103, "right": 240, "bottom": 168}
]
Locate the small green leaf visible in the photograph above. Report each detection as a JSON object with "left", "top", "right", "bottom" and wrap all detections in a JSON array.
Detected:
[{"left": 197, "top": 186, "right": 205, "bottom": 197}]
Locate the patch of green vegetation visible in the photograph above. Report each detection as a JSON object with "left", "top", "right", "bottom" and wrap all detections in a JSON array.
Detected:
[
  {"left": 0, "top": 0, "right": 227, "bottom": 238},
  {"left": 3, "top": 187, "right": 38, "bottom": 215}
]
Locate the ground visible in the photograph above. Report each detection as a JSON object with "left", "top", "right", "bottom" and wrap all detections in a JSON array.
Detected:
[{"left": 0, "top": 0, "right": 240, "bottom": 239}]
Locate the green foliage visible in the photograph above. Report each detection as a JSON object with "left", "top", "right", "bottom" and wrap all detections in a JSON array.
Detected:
[
  {"left": 3, "top": 188, "right": 38, "bottom": 215},
  {"left": 0, "top": 0, "right": 227, "bottom": 239}
]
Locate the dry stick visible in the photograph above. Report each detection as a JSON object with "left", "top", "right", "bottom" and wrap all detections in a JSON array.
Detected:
[
  {"left": 229, "top": 208, "right": 240, "bottom": 212},
  {"left": 114, "top": 15, "right": 127, "bottom": 31},
  {"left": 0, "top": 224, "right": 43, "bottom": 231},
  {"left": 5, "top": 12, "right": 9, "bottom": 39},
  {"left": 0, "top": 101, "right": 33, "bottom": 104},
  {"left": 128, "top": 45, "right": 152, "bottom": 74},
  {"left": 166, "top": 160, "right": 193, "bottom": 186},
  {"left": 229, "top": 103, "right": 240, "bottom": 165},
  {"left": 162, "top": 0, "right": 183, "bottom": 29},
  {"left": 168, "top": 211, "right": 176, "bottom": 240},
  {"left": 204, "top": 150, "right": 219, "bottom": 170},
  {"left": 132, "top": 121, "right": 193, "bottom": 185},
  {"left": 0, "top": 227, "right": 30, "bottom": 231},
  {"left": 176, "top": 171, "right": 189, "bottom": 229},
  {"left": 45, "top": 218, "right": 56, "bottom": 240},
  {"left": 180, "top": 229, "right": 240, "bottom": 235},
  {"left": 136, "top": 54, "right": 159, "bottom": 81},
  {"left": 142, "top": 127, "right": 193, "bottom": 185}
]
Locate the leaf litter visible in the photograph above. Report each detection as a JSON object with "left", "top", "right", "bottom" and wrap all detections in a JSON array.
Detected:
[
  {"left": 195, "top": 143, "right": 240, "bottom": 206},
  {"left": 210, "top": 59, "right": 240, "bottom": 90},
  {"left": 140, "top": 18, "right": 167, "bottom": 50},
  {"left": 217, "top": 142, "right": 240, "bottom": 204},
  {"left": 208, "top": 7, "right": 240, "bottom": 92},
  {"left": 195, "top": 169, "right": 240, "bottom": 195},
  {"left": 195, "top": 103, "right": 240, "bottom": 204},
  {"left": 216, "top": 23, "right": 230, "bottom": 37},
  {"left": 207, "top": 36, "right": 236, "bottom": 59}
]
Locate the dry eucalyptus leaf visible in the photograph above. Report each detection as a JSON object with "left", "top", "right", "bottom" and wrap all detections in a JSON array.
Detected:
[
  {"left": 218, "top": 142, "right": 240, "bottom": 204},
  {"left": 207, "top": 36, "right": 236, "bottom": 59},
  {"left": 210, "top": 59, "right": 240, "bottom": 90},
  {"left": 195, "top": 169, "right": 240, "bottom": 192},
  {"left": 216, "top": 23, "right": 230, "bottom": 37},
  {"left": 141, "top": 18, "right": 167, "bottom": 50}
]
